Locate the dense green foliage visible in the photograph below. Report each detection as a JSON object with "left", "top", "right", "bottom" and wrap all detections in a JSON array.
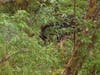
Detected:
[{"left": 0, "top": 0, "right": 100, "bottom": 75}]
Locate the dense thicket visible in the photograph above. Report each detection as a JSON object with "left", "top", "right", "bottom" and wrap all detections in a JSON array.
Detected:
[{"left": 0, "top": 0, "right": 100, "bottom": 75}]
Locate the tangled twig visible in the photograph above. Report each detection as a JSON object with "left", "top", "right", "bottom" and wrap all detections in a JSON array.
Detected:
[{"left": 0, "top": 49, "right": 31, "bottom": 64}]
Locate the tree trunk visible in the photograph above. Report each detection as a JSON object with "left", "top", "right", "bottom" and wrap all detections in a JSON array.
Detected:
[{"left": 85, "top": 0, "right": 97, "bottom": 19}]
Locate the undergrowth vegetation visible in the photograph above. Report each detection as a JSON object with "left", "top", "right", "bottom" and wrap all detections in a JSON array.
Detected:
[{"left": 0, "top": 0, "right": 100, "bottom": 75}]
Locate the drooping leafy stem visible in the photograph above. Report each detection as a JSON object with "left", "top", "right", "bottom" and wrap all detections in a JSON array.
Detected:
[{"left": 73, "top": 0, "right": 76, "bottom": 51}]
